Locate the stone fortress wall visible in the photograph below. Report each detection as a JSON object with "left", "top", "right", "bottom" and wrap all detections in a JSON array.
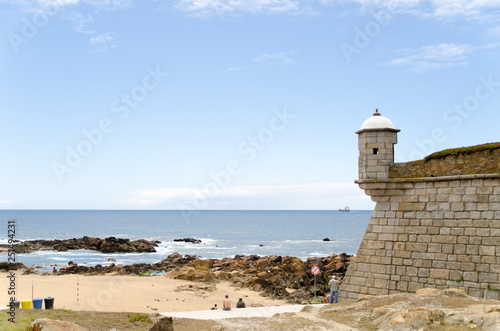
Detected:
[{"left": 339, "top": 111, "right": 500, "bottom": 301}]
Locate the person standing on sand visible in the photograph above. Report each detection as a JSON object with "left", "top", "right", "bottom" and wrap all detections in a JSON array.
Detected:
[
  {"left": 328, "top": 275, "right": 344, "bottom": 304},
  {"left": 222, "top": 295, "right": 231, "bottom": 310}
]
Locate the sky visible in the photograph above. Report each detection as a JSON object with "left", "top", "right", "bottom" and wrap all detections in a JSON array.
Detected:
[{"left": 0, "top": 0, "right": 499, "bottom": 210}]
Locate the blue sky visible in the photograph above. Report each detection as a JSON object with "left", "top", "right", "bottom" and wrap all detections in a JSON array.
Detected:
[{"left": 0, "top": 0, "right": 499, "bottom": 210}]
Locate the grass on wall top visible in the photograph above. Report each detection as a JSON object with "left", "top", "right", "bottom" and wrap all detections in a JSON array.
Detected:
[{"left": 424, "top": 142, "right": 500, "bottom": 162}]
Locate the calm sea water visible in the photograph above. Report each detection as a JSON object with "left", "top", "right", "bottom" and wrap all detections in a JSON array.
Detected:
[{"left": 0, "top": 210, "right": 372, "bottom": 269}]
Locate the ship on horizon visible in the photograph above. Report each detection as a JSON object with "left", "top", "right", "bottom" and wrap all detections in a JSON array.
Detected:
[{"left": 339, "top": 206, "right": 350, "bottom": 212}]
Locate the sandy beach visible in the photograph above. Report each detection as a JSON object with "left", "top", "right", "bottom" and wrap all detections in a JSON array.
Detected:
[{"left": 0, "top": 273, "right": 290, "bottom": 313}]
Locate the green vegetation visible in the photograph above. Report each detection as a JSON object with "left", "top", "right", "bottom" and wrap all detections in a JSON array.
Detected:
[
  {"left": 456, "top": 276, "right": 464, "bottom": 283},
  {"left": 128, "top": 313, "right": 152, "bottom": 323},
  {"left": 138, "top": 270, "right": 164, "bottom": 276},
  {"left": 0, "top": 310, "right": 158, "bottom": 331},
  {"left": 424, "top": 142, "right": 500, "bottom": 162},
  {"left": 487, "top": 284, "right": 500, "bottom": 292}
]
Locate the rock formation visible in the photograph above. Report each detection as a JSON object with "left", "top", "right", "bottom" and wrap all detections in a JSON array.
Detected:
[
  {"left": 173, "top": 238, "right": 202, "bottom": 244},
  {"left": 2, "top": 236, "right": 160, "bottom": 254},
  {"left": 31, "top": 318, "right": 88, "bottom": 331}
]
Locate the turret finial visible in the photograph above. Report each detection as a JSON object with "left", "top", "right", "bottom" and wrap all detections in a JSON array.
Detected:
[{"left": 373, "top": 108, "right": 381, "bottom": 116}]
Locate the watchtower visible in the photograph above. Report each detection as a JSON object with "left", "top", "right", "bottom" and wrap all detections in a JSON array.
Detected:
[{"left": 356, "top": 109, "right": 400, "bottom": 180}]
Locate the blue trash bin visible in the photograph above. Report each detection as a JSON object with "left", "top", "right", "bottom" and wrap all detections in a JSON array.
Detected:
[{"left": 33, "top": 298, "right": 43, "bottom": 309}]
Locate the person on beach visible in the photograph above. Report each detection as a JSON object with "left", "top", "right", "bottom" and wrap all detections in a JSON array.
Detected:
[
  {"left": 328, "top": 275, "right": 344, "bottom": 304},
  {"left": 236, "top": 298, "right": 246, "bottom": 308},
  {"left": 222, "top": 295, "right": 231, "bottom": 310},
  {"left": 210, "top": 304, "right": 217, "bottom": 310}
]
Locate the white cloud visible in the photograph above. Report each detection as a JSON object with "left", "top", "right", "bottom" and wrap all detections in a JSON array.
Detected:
[
  {"left": 339, "top": 0, "right": 500, "bottom": 15},
  {"left": 88, "top": 31, "right": 116, "bottom": 51},
  {"left": 174, "top": 0, "right": 302, "bottom": 17},
  {"left": 84, "top": 0, "right": 133, "bottom": 11},
  {"left": 381, "top": 43, "right": 499, "bottom": 72},
  {"left": 90, "top": 31, "right": 112, "bottom": 44},
  {"left": 37, "top": 0, "right": 79, "bottom": 7},
  {"left": 172, "top": 0, "right": 500, "bottom": 18},
  {"left": 0, "top": 200, "right": 25, "bottom": 206},
  {"left": 68, "top": 12, "right": 95, "bottom": 33},
  {"left": 36, "top": 0, "right": 132, "bottom": 10},
  {"left": 252, "top": 51, "right": 297, "bottom": 64},
  {"left": 115, "top": 181, "right": 374, "bottom": 210}
]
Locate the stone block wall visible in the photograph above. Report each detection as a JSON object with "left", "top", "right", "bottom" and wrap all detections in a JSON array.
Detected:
[{"left": 339, "top": 174, "right": 500, "bottom": 301}]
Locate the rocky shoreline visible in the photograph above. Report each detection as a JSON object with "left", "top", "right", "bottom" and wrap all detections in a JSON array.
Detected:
[
  {"left": 0, "top": 236, "right": 160, "bottom": 253},
  {"left": 1, "top": 250, "right": 353, "bottom": 302}
]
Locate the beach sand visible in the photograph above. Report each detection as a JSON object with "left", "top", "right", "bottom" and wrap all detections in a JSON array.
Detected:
[{"left": 0, "top": 273, "right": 290, "bottom": 313}]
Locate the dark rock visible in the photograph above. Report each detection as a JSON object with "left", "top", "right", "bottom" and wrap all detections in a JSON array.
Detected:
[
  {"left": 323, "top": 238, "right": 330, "bottom": 241},
  {"left": 173, "top": 238, "right": 201, "bottom": 244},
  {"left": 31, "top": 318, "right": 88, "bottom": 331},
  {"left": 268, "top": 255, "right": 282, "bottom": 263},
  {"left": 4, "top": 237, "right": 159, "bottom": 254},
  {"left": 243, "top": 255, "right": 260, "bottom": 262},
  {"left": 339, "top": 252, "right": 348, "bottom": 262},
  {"left": 149, "top": 316, "right": 173, "bottom": 331},
  {"left": 0, "top": 262, "right": 25, "bottom": 270}
]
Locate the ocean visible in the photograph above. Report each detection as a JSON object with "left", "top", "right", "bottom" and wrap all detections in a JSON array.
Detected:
[{"left": 0, "top": 210, "right": 372, "bottom": 270}]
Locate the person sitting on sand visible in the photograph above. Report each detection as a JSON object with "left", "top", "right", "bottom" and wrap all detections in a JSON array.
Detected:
[
  {"left": 210, "top": 304, "right": 217, "bottom": 310},
  {"left": 222, "top": 295, "right": 231, "bottom": 310},
  {"left": 236, "top": 298, "right": 246, "bottom": 308}
]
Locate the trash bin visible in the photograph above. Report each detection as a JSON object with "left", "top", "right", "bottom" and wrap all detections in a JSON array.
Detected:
[
  {"left": 12, "top": 300, "right": 20, "bottom": 309},
  {"left": 44, "top": 297, "right": 54, "bottom": 309},
  {"left": 21, "top": 299, "right": 31, "bottom": 309},
  {"left": 33, "top": 298, "right": 43, "bottom": 309}
]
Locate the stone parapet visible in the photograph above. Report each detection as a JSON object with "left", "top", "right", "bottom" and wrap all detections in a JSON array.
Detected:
[{"left": 390, "top": 148, "right": 500, "bottom": 179}]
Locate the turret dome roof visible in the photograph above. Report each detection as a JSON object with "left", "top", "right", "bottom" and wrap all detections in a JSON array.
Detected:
[{"left": 359, "top": 109, "right": 397, "bottom": 131}]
